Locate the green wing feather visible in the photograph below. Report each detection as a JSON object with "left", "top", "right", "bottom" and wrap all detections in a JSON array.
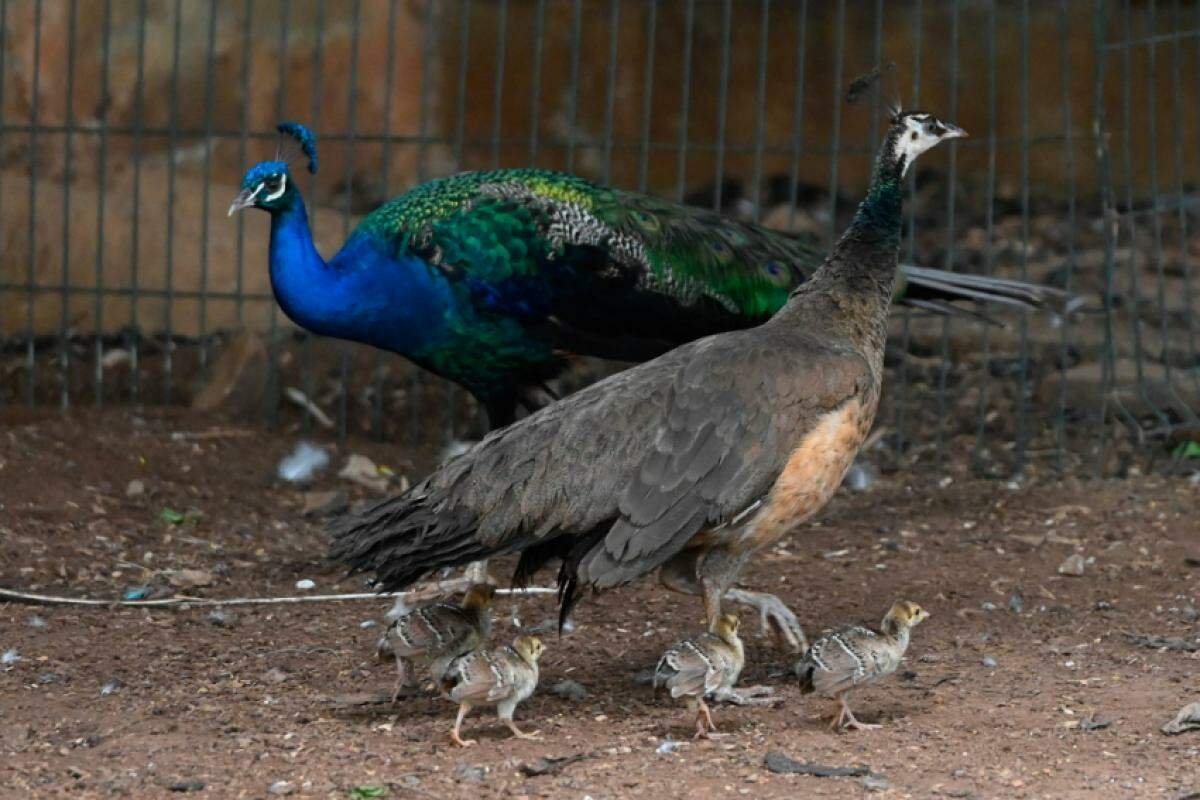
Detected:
[{"left": 353, "top": 168, "right": 823, "bottom": 321}]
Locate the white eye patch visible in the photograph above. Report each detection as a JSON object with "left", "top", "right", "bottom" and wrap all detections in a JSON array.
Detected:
[{"left": 264, "top": 174, "right": 288, "bottom": 203}]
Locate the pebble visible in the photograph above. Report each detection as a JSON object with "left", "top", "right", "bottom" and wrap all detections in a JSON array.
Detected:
[
  {"left": 267, "top": 781, "right": 294, "bottom": 795},
  {"left": 550, "top": 679, "right": 589, "bottom": 701},
  {"left": 1057, "top": 553, "right": 1086, "bottom": 576},
  {"left": 168, "top": 779, "right": 205, "bottom": 792},
  {"left": 125, "top": 479, "right": 146, "bottom": 497},
  {"left": 454, "top": 764, "right": 487, "bottom": 783},
  {"left": 982, "top": 656, "right": 998, "bottom": 669},
  {"left": 27, "top": 615, "right": 47, "bottom": 630},
  {"left": 2, "top": 648, "right": 21, "bottom": 666},
  {"left": 861, "top": 774, "right": 890, "bottom": 792},
  {"left": 295, "top": 579, "right": 316, "bottom": 590}
]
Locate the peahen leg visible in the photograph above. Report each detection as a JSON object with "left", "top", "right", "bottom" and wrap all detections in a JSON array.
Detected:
[
  {"left": 834, "top": 691, "right": 880, "bottom": 732},
  {"left": 659, "top": 547, "right": 807, "bottom": 655}
]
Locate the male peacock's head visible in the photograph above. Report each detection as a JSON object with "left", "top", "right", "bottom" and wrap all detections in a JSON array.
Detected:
[
  {"left": 886, "top": 110, "right": 966, "bottom": 177},
  {"left": 228, "top": 121, "right": 318, "bottom": 216}
]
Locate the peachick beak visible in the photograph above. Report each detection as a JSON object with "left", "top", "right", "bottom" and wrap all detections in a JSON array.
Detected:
[
  {"left": 943, "top": 123, "right": 968, "bottom": 139},
  {"left": 227, "top": 188, "right": 257, "bottom": 217}
]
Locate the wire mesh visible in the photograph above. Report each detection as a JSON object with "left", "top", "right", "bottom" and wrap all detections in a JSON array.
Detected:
[{"left": 1, "top": 0, "right": 1198, "bottom": 478}]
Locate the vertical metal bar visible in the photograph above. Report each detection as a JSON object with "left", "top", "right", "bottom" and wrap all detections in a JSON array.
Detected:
[
  {"left": 234, "top": 0, "right": 254, "bottom": 328},
  {"left": 1093, "top": 0, "right": 1121, "bottom": 473},
  {"left": 711, "top": 0, "right": 732, "bottom": 213},
  {"left": 564, "top": 0, "right": 582, "bottom": 173},
  {"left": 0, "top": 0, "right": 7, "bottom": 349},
  {"left": 869, "top": 0, "right": 883, "bottom": 149},
  {"left": 373, "top": 0, "right": 399, "bottom": 441},
  {"left": 894, "top": 0, "right": 923, "bottom": 452},
  {"left": 24, "top": 0, "right": 41, "bottom": 405},
  {"left": 1171, "top": 0, "right": 1199, "bottom": 397},
  {"left": 1014, "top": 0, "right": 1032, "bottom": 473},
  {"left": 1117, "top": 0, "right": 1170, "bottom": 430},
  {"left": 528, "top": 0, "right": 546, "bottom": 166},
  {"left": 1054, "top": 0, "right": 1079, "bottom": 472},
  {"left": 449, "top": 0, "right": 475, "bottom": 440},
  {"left": 266, "top": 0, "right": 292, "bottom": 429},
  {"left": 301, "top": 0, "right": 328, "bottom": 433},
  {"left": 674, "top": 0, "right": 694, "bottom": 202},
  {"left": 58, "top": 0, "right": 78, "bottom": 409},
  {"left": 636, "top": 0, "right": 657, "bottom": 193},
  {"left": 417, "top": 0, "right": 435, "bottom": 182},
  {"left": 825, "top": 0, "right": 844, "bottom": 246},
  {"left": 338, "top": 0, "right": 363, "bottom": 442},
  {"left": 748, "top": 0, "right": 770, "bottom": 222},
  {"left": 786, "top": 0, "right": 808, "bottom": 230},
  {"left": 934, "top": 0, "right": 960, "bottom": 469},
  {"left": 601, "top": 0, "right": 620, "bottom": 184},
  {"left": 972, "top": 0, "right": 999, "bottom": 473},
  {"left": 93, "top": 0, "right": 112, "bottom": 406},
  {"left": 129, "top": 0, "right": 148, "bottom": 403},
  {"left": 197, "top": 0, "right": 219, "bottom": 378},
  {"left": 163, "top": 0, "right": 184, "bottom": 404},
  {"left": 409, "top": 0, "right": 436, "bottom": 446},
  {"left": 490, "top": 0, "right": 509, "bottom": 169}
]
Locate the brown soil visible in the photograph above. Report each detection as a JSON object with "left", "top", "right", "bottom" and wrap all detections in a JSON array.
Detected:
[{"left": 2, "top": 407, "right": 1199, "bottom": 799}]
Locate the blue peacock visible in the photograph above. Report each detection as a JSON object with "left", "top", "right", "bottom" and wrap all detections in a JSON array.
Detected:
[{"left": 231, "top": 122, "right": 1060, "bottom": 429}]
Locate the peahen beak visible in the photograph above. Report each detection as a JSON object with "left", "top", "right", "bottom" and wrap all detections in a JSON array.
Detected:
[
  {"left": 227, "top": 186, "right": 261, "bottom": 216},
  {"left": 941, "top": 122, "right": 968, "bottom": 139}
]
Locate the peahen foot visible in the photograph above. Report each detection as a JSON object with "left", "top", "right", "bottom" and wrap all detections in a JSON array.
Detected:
[{"left": 724, "top": 588, "right": 807, "bottom": 654}]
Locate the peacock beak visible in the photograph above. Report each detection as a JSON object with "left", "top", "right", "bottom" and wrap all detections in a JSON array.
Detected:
[{"left": 227, "top": 185, "right": 262, "bottom": 216}]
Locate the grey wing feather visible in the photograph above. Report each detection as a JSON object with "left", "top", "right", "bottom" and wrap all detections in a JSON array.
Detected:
[
  {"left": 333, "top": 323, "right": 869, "bottom": 598},
  {"left": 445, "top": 650, "right": 517, "bottom": 705},
  {"left": 579, "top": 334, "right": 871, "bottom": 590},
  {"left": 655, "top": 635, "right": 735, "bottom": 699}
]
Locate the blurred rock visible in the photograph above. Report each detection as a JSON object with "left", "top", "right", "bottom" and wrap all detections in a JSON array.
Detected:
[{"left": 191, "top": 332, "right": 269, "bottom": 417}]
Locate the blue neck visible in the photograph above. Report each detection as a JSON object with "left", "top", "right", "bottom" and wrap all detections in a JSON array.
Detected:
[{"left": 267, "top": 196, "right": 449, "bottom": 353}]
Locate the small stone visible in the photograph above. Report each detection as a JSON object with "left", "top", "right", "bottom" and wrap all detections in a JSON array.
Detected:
[
  {"left": 1057, "top": 553, "right": 1086, "bottom": 576},
  {"left": 267, "top": 781, "right": 294, "bottom": 795},
  {"left": 168, "top": 569, "right": 214, "bottom": 589},
  {"left": 301, "top": 489, "right": 347, "bottom": 517},
  {"left": 454, "top": 764, "right": 487, "bottom": 783},
  {"left": 1008, "top": 593, "right": 1025, "bottom": 614},
  {"left": 982, "top": 656, "right": 998, "bottom": 668},
  {"left": 100, "top": 680, "right": 122, "bottom": 696},
  {"left": 550, "top": 679, "right": 589, "bottom": 701},
  {"left": 262, "top": 668, "right": 288, "bottom": 685},
  {"left": 860, "top": 774, "right": 890, "bottom": 792},
  {"left": 294, "top": 579, "right": 316, "bottom": 591},
  {"left": 27, "top": 615, "right": 47, "bottom": 630},
  {"left": 125, "top": 479, "right": 146, "bottom": 497},
  {"left": 168, "top": 779, "right": 205, "bottom": 792},
  {"left": 981, "top": 601, "right": 998, "bottom": 611},
  {"left": 2, "top": 648, "right": 21, "bottom": 666},
  {"left": 206, "top": 610, "right": 236, "bottom": 627}
]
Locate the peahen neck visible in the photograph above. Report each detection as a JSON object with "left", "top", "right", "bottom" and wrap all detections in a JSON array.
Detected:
[{"left": 777, "top": 128, "right": 906, "bottom": 354}]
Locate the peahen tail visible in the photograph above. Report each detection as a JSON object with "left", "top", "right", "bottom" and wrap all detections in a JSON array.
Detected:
[
  {"left": 896, "top": 264, "right": 1080, "bottom": 322},
  {"left": 328, "top": 484, "right": 500, "bottom": 594}
]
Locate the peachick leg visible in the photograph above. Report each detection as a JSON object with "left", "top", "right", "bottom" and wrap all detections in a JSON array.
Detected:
[
  {"left": 834, "top": 692, "right": 880, "bottom": 732},
  {"left": 451, "top": 703, "right": 477, "bottom": 747},
  {"left": 503, "top": 718, "right": 541, "bottom": 740}
]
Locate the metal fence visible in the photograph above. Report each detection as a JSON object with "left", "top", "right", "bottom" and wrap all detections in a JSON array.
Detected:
[{"left": 1, "top": 0, "right": 1198, "bottom": 478}]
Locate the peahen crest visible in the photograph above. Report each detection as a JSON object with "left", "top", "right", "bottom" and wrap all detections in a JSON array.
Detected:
[{"left": 276, "top": 121, "right": 318, "bottom": 174}]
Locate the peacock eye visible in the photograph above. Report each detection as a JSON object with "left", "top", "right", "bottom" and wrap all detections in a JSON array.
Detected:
[{"left": 264, "top": 176, "right": 281, "bottom": 191}]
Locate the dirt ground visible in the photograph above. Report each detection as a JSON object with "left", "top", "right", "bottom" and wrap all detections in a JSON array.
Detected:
[{"left": 2, "top": 407, "right": 1199, "bottom": 799}]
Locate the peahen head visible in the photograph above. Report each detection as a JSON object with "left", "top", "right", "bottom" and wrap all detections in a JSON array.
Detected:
[
  {"left": 228, "top": 122, "right": 318, "bottom": 216},
  {"left": 882, "top": 110, "right": 966, "bottom": 179}
]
